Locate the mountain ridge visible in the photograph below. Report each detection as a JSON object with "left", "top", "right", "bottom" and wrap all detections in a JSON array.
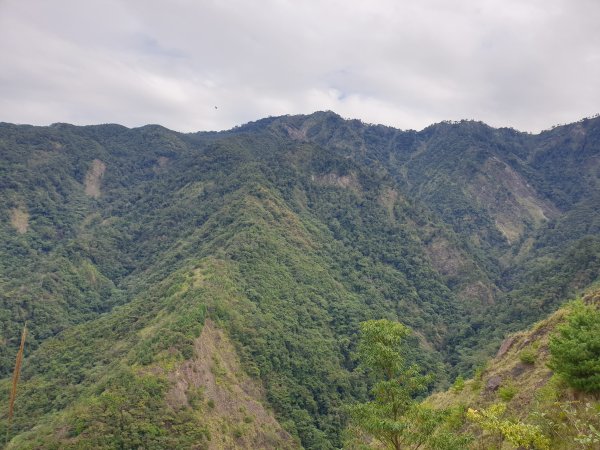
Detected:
[{"left": 1, "top": 112, "right": 599, "bottom": 448}]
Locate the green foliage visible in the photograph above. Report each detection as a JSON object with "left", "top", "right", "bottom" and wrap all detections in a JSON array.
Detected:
[
  {"left": 527, "top": 371, "right": 600, "bottom": 449},
  {"left": 452, "top": 375, "right": 465, "bottom": 393},
  {"left": 498, "top": 382, "right": 518, "bottom": 402},
  {"left": 74, "top": 369, "right": 209, "bottom": 449},
  {"left": 519, "top": 348, "right": 537, "bottom": 365},
  {"left": 468, "top": 365, "right": 486, "bottom": 392},
  {"left": 347, "top": 320, "right": 470, "bottom": 449},
  {"left": 434, "top": 300, "right": 600, "bottom": 450},
  {"left": 531, "top": 399, "right": 600, "bottom": 449},
  {"left": 467, "top": 403, "right": 550, "bottom": 449},
  {"left": 0, "top": 264, "right": 210, "bottom": 447},
  {"left": 1, "top": 114, "right": 600, "bottom": 448},
  {"left": 355, "top": 320, "right": 412, "bottom": 377},
  {"left": 549, "top": 302, "right": 600, "bottom": 392}
]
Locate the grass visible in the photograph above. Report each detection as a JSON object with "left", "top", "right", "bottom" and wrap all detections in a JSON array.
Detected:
[
  {"left": 498, "top": 382, "right": 518, "bottom": 402},
  {"left": 519, "top": 348, "right": 537, "bottom": 365}
]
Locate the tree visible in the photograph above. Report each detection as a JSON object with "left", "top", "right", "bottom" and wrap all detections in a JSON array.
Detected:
[
  {"left": 346, "top": 319, "right": 470, "bottom": 450},
  {"left": 548, "top": 301, "right": 600, "bottom": 393}
]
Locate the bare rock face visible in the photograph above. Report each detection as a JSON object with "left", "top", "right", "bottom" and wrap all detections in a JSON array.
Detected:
[
  {"left": 511, "top": 363, "right": 527, "bottom": 377},
  {"left": 167, "top": 319, "right": 297, "bottom": 450},
  {"left": 312, "top": 172, "right": 360, "bottom": 191},
  {"left": 84, "top": 159, "right": 106, "bottom": 198},
  {"left": 470, "top": 156, "right": 559, "bottom": 244},
  {"left": 496, "top": 336, "right": 516, "bottom": 358},
  {"left": 486, "top": 375, "right": 502, "bottom": 392}
]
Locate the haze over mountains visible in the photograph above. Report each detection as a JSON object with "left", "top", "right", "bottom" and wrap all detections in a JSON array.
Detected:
[{"left": 1, "top": 112, "right": 599, "bottom": 448}]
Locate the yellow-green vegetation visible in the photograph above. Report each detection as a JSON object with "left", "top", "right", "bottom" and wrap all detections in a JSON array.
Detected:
[
  {"left": 427, "top": 289, "right": 600, "bottom": 449},
  {"left": 452, "top": 375, "right": 466, "bottom": 393},
  {"left": 1, "top": 114, "right": 600, "bottom": 448},
  {"left": 497, "top": 382, "right": 518, "bottom": 402},
  {"left": 519, "top": 347, "right": 537, "bottom": 365},
  {"left": 467, "top": 403, "right": 550, "bottom": 449}
]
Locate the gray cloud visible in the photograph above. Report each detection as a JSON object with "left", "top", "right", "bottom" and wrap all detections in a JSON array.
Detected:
[{"left": 0, "top": 0, "right": 598, "bottom": 132}]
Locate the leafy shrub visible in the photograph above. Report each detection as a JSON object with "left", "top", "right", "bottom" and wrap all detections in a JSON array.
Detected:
[
  {"left": 467, "top": 403, "right": 550, "bottom": 449},
  {"left": 519, "top": 348, "right": 536, "bottom": 365},
  {"left": 470, "top": 365, "right": 486, "bottom": 391},
  {"left": 452, "top": 375, "right": 465, "bottom": 392},
  {"left": 498, "top": 383, "right": 518, "bottom": 401}
]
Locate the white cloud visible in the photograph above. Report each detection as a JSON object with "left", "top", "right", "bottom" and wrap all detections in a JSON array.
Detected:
[{"left": 0, "top": 0, "right": 598, "bottom": 132}]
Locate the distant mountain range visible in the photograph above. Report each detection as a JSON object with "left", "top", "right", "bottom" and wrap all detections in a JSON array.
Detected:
[{"left": 1, "top": 112, "right": 599, "bottom": 448}]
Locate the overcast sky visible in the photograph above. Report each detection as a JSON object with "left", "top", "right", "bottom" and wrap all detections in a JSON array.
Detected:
[{"left": 1, "top": 0, "right": 599, "bottom": 133}]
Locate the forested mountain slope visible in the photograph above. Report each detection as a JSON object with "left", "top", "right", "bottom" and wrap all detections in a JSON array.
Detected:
[{"left": 1, "top": 112, "right": 598, "bottom": 448}]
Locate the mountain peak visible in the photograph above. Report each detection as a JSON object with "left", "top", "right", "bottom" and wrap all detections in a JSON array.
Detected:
[{"left": 1, "top": 112, "right": 599, "bottom": 449}]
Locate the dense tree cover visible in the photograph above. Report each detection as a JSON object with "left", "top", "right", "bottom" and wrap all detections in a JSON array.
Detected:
[
  {"left": 1, "top": 113, "right": 599, "bottom": 447},
  {"left": 549, "top": 301, "right": 600, "bottom": 392}
]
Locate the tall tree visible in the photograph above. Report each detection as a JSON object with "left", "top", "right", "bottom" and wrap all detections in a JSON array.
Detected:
[
  {"left": 346, "top": 319, "right": 469, "bottom": 450},
  {"left": 549, "top": 301, "right": 600, "bottom": 393}
]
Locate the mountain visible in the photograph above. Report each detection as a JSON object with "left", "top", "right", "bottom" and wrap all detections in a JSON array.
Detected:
[{"left": 0, "top": 112, "right": 599, "bottom": 448}]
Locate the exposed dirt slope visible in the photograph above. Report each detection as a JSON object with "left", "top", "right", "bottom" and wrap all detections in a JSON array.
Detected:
[
  {"left": 168, "top": 319, "right": 298, "bottom": 450},
  {"left": 9, "top": 207, "right": 29, "bottom": 233},
  {"left": 84, "top": 159, "right": 106, "bottom": 198}
]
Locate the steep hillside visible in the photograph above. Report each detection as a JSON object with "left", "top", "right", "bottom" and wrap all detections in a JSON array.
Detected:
[
  {"left": 427, "top": 288, "right": 600, "bottom": 449},
  {"left": 1, "top": 113, "right": 599, "bottom": 448},
  {"left": 0, "top": 258, "right": 297, "bottom": 449}
]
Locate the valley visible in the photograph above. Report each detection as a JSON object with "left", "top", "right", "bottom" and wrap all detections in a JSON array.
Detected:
[{"left": 1, "top": 112, "right": 599, "bottom": 448}]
